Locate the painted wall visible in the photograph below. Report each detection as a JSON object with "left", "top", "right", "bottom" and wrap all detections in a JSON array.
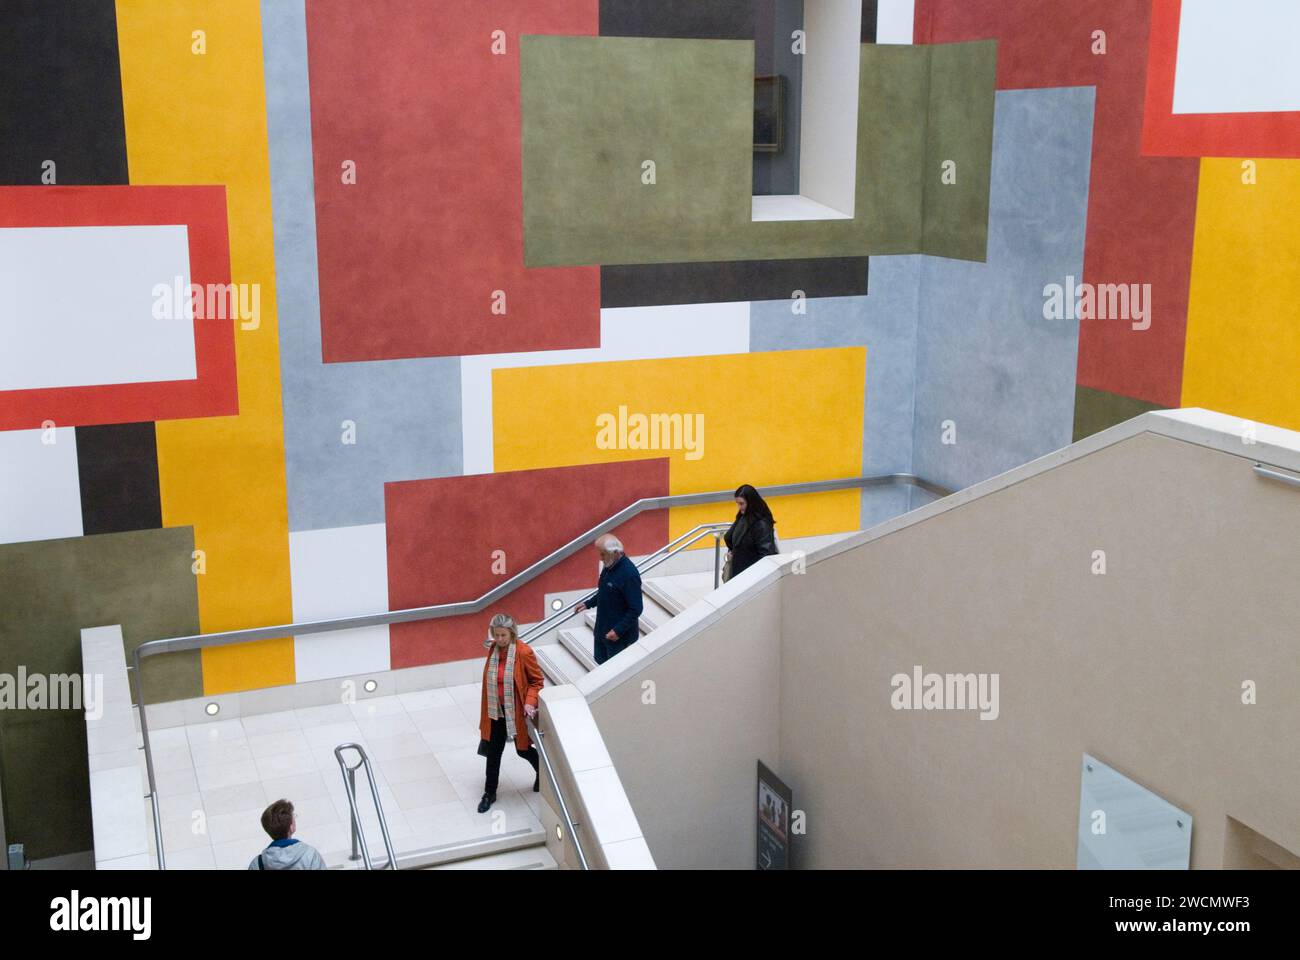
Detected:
[
  {"left": 780, "top": 429, "right": 1300, "bottom": 868},
  {"left": 1, "top": 0, "right": 1297, "bottom": 860}
]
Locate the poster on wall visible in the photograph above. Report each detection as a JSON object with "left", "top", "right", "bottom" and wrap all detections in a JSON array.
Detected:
[{"left": 756, "top": 760, "right": 792, "bottom": 870}]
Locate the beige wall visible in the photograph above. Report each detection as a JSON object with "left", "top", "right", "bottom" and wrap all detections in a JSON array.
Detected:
[
  {"left": 587, "top": 578, "right": 784, "bottom": 869},
  {"left": 780, "top": 433, "right": 1300, "bottom": 867}
]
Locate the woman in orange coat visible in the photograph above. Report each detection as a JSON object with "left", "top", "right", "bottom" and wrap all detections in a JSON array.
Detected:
[{"left": 477, "top": 613, "right": 545, "bottom": 814}]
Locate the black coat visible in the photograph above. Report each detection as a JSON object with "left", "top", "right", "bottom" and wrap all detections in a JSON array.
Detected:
[
  {"left": 724, "top": 514, "right": 777, "bottom": 579},
  {"left": 582, "top": 554, "right": 643, "bottom": 644}
]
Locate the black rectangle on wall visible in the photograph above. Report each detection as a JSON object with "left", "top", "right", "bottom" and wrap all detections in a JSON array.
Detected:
[
  {"left": 75, "top": 422, "right": 164, "bottom": 535},
  {"left": 602, "top": 258, "right": 869, "bottom": 307},
  {"left": 600, "top": 0, "right": 758, "bottom": 39},
  {"left": 0, "top": 0, "right": 129, "bottom": 185}
]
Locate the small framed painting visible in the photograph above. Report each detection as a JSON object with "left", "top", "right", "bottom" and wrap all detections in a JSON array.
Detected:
[{"left": 753, "top": 75, "right": 785, "bottom": 153}]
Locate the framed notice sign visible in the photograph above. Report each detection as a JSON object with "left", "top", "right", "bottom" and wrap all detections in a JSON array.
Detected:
[{"left": 756, "top": 760, "right": 792, "bottom": 870}]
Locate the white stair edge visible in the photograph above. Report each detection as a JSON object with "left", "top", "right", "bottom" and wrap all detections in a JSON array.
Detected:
[
  {"left": 643, "top": 579, "right": 697, "bottom": 617},
  {"left": 427, "top": 842, "right": 556, "bottom": 870},
  {"left": 328, "top": 824, "right": 545, "bottom": 871},
  {"left": 534, "top": 642, "right": 586, "bottom": 685},
  {"left": 558, "top": 627, "right": 598, "bottom": 672}
]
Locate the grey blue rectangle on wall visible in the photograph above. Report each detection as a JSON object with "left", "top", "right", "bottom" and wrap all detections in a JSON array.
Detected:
[
  {"left": 911, "top": 87, "right": 1096, "bottom": 493},
  {"left": 261, "top": 0, "right": 463, "bottom": 534}
]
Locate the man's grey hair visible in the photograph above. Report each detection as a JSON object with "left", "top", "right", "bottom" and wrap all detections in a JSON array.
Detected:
[{"left": 598, "top": 535, "right": 624, "bottom": 554}]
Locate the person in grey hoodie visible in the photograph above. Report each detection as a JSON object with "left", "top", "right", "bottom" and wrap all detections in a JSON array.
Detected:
[{"left": 248, "top": 799, "right": 327, "bottom": 870}]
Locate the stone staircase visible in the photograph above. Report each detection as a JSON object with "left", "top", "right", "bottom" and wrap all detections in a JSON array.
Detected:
[{"left": 532, "top": 572, "right": 716, "bottom": 684}]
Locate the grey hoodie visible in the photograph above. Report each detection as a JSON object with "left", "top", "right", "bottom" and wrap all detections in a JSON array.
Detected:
[{"left": 248, "top": 839, "right": 327, "bottom": 870}]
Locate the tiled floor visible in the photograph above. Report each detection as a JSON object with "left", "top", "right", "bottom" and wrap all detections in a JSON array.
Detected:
[{"left": 144, "top": 682, "right": 544, "bottom": 870}]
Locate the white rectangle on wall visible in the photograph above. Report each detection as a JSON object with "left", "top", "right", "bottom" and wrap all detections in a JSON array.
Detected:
[
  {"left": 0, "top": 224, "right": 197, "bottom": 391},
  {"left": 290, "top": 523, "right": 392, "bottom": 683},
  {"left": 0, "top": 427, "right": 83, "bottom": 544},
  {"left": 1173, "top": 0, "right": 1300, "bottom": 114},
  {"left": 798, "top": 0, "right": 862, "bottom": 217},
  {"left": 875, "top": 0, "right": 915, "bottom": 45}
]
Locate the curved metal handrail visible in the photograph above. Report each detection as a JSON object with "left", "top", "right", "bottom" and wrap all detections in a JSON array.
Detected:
[
  {"left": 333, "top": 743, "right": 398, "bottom": 870},
  {"left": 129, "top": 472, "right": 950, "bottom": 868},
  {"left": 526, "top": 716, "right": 589, "bottom": 870}
]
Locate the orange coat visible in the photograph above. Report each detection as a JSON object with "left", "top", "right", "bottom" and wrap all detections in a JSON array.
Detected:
[{"left": 479, "top": 640, "right": 545, "bottom": 751}]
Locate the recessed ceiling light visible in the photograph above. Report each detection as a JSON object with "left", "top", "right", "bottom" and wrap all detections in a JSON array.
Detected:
[
  {"left": 363, "top": 679, "right": 378, "bottom": 693},
  {"left": 204, "top": 702, "right": 220, "bottom": 716},
  {"left": 550, "top": 599, "right": 563, "bottom": 611}
]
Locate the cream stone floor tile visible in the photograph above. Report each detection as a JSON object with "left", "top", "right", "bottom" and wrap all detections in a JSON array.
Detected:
[
  {"left": 377, "top": 753, "right": 445, "bottom": 786},
  {"left": 397, "top": 688, "right": 456, "bottom": 712},
  {"left": 262, "top": 770, "right": 332, "bottom": 803},
  {"left": 349, "top": 696, "right": 405, "bottom": 721},
  {"left": 195, "top": 759, "right": 260, "bottom": 792},
  {"left": 151, "top": 744, "right": 197, "bottom": 774},
  {"left": 294, "top": 703, "right": 353, "bottom": 728},
  {"left": 388, "top": 776, "right": 459, "bottom": 811},
  {"left": 356, "top": 712, "right": 417, "bottom": 740},
  {"left": 365, "top": 732, "right": 430, "bottom": 762},
  {"left": 200, "top": 780, "right": 269, "bottom": 817},
  {"left": 301, "top": 719, "right": 365, "bottom": 748},
  {"left": 186, "top": 718, "right": 247, "bottom": 746},
  {"left": 247, "top": 729, "right": 311, "bottom": 759},
  {"left": 205, "top": 807, "right": 268, "bottom": 846},
  {"left": 239, "top": 709, "right": 301, "bottom": 737},
  {"left": 189, "top": 738, "right": 254, "bottom": 768},
  {"left": 166, "top": 846, "right": 217, "bottom": 870},
  {"left": 255, "top": 751, "right": 317, "bottom": 781}
]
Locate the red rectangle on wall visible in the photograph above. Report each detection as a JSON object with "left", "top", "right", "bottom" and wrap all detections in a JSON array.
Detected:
[
  {"left": 385, "top": 458, "right": 670, "bottom": 667},
  {"left": 0, "top": 185, "right": 238, "bottom": 430},
  {"left": 305, "top": 0, "right": 601, "bottom": 362}
]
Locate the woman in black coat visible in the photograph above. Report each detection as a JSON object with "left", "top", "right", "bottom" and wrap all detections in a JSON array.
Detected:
[{"left": 724, "top": 484, "right": 778, "bottom": 580}]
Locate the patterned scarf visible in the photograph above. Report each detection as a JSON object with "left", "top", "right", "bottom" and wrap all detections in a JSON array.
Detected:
[{"left": 485, "top": 639, "right": 518, "bottom": 741}]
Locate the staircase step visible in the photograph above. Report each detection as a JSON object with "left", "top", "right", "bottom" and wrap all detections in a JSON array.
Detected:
[
  {"left": 329, "top": 824, "right": 546, "bottom": 871},
  {"left": 640, "top": 595, "right": 674, "bottom": 630},
  {"left": 534, "top": 642, "right": 586, "bottom": 685},
  {"left": 643, "top": 577, "right": 704, "bottom": 617},
  {"left": 558, "top": 627, "right": 598, "bottom": 672},
  {"left": 426, "top": 842, "right": 556, "bottom": 870}
]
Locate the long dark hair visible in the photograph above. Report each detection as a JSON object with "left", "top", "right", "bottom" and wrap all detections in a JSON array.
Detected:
[{"left": 734, "top": 484, "right": 775, "bottom": 526}]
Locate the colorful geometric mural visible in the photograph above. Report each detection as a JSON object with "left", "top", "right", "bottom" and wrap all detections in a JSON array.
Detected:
[{"left": 3, "top": 0, "right": 1300, "bottom": 861}]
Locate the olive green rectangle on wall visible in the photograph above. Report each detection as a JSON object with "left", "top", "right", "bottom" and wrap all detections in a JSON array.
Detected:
[
  {"left": 0, "top": 527, "right": 200, "bottom": 858},
  {"left": 521, "top": 36, "right": 997, "bottom": 265},
  {"left": 0, "top": 526, "right": 203, "bottom": 705},
  {"left": 922, "top": 40, "right": 998, "bottom": 261},
  {"left": 0, "top": 711, "right": 94, "bottom": 861},
  {"left": 1073, "top": 385, "right": 1164, "bottom": 442}
]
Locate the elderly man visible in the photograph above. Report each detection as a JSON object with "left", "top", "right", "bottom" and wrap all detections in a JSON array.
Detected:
[{"left": 574, "top": 534, "right": 643, "bottom": 665}]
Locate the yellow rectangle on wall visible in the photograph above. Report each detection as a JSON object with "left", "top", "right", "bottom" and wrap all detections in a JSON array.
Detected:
[
  {"left": 1181, "top": 158, "right": 1300, "bottom": 432},
  {"left": 492, "top": 348, "right": 867, "bottom": 539},
  {"left": 116, "top": 0, "right": 294, "bottom": 693}
]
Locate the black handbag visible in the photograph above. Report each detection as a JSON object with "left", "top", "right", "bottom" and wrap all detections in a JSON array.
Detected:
[{"left": 476, "top": 739, "right": 491, "bottom": 757}]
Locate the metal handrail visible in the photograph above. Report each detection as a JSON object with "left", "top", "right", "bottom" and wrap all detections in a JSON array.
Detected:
[
  {"left": 1254, "top": 463, "right": 1300, "bottom": 490},
  {"left": 129, "top": 472, "right": 949, "bottom": 867},
  {"left": 526, "top": 716, "right": 589, "bottom": 870},
  {"left": 333, "top": 743, "right": 398, "bottom": 870},
  {"left": 517, "top": 522, "right": 730, "bottom": 645}
]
